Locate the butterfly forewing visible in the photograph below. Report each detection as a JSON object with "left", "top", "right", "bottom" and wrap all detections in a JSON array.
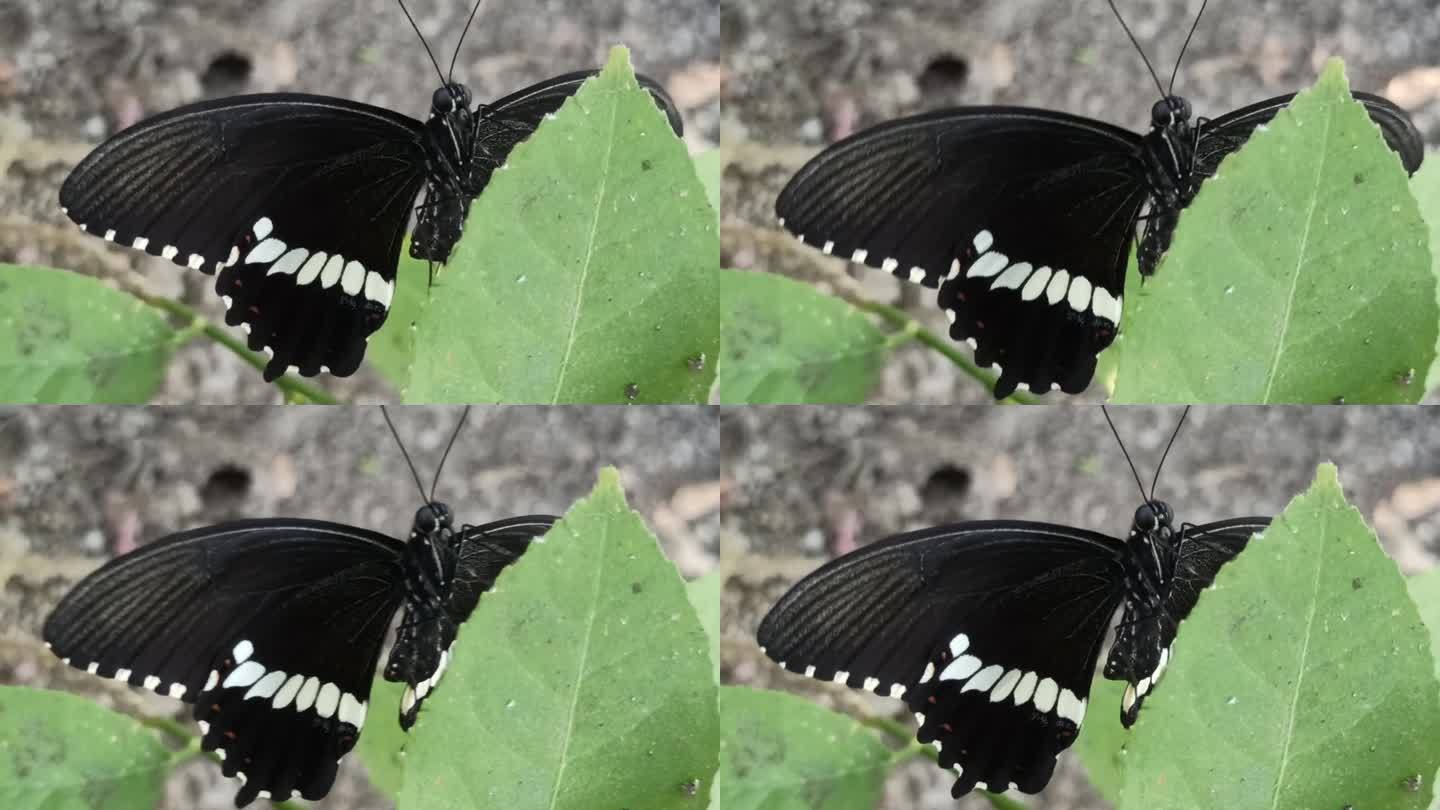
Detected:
[
  {"left": 759, "top": 521, "right": 1129, "bottom": 796},
  {"left": 59, "top": 94, "right": 428, "bottom": 381},
  {"left": 1104, "top": 516, "right": 1270, "bottom": 726},
  {"left": 776, "top": 108, "right": 1147, "bottom": 398},
  {"left": 43, "top": 519, "right": 408, "bottom": 805},
  {"left": 385, "top": 515, "right": 556, "bottom": 729}
]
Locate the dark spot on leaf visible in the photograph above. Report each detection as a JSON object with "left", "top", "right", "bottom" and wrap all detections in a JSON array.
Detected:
[
  {"left": 1331, "top": 396, "right": 1346, "bottom": 405},
  {"left": 918, "top": 53, "right": 969, "bottom": 95},
  {"left": 1403, "top": 774, "right": 1423, "bottom": 792},
  {"left": 1351, "top": 577, "right": 1363, "bottom": 590},
  {"left": 624, "top": 382, "right": 640, "bottom": 400},
  {"left": 641, "top": 159, "right": 653, "bottom": 171},
  {"left": 631, "top": 582, "right": 643, "bottom": 594},
  {"left": 687, "top": 353, "right": 706, "bottom": 372},
  {"left": 922, "top": 464, "right": 972, "bottom": 503},
  {"left": 201, "top": 51, "right": 253, "bottom": 97},
  {"left": 1396, "top": 368, "right": 1415, "bottom": 386},
  {"left": 680, "top": 778, "right": 700, "bottom": 796},
  {"left": 1353, "top": 172, "right": 1365, "bottom": 185},
  {"left": 202, "top": 464, "right": 252, "bottom": 506}
]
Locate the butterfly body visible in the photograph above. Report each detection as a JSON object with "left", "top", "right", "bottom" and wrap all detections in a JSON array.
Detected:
[
  {"left": 777, "top": 87, "right": 1422, "bottom": 397},
  {"left": 60, "top": 68, "right": 682, "bottom": 381},
  {"left": 757, "top": 498, "right": 1268, "bottom": 796},
  {"left": 43, "top": 504, "right": 556, "bottom": 806}
]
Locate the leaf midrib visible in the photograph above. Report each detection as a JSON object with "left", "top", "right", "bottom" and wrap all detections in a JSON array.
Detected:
[
  {"left": 544, "top": 519, "right": 608, "bottom": 809},
  {"left": 1268, "top": 510, "right": 1327, "bottom": 809},
  {"left": 549, "top": 93, "right": 620, "bottom": 405}
]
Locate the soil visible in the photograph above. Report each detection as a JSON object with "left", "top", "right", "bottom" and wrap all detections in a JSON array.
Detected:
[
  {"left": 0, "top": 0, "right": 720, "bottom": 403},
  {"left": 0, "top": 403, "right": 719, "bottom": 809},
  {"left": 720, "top": 404, "right": 1440, "bottom": 809},
  {"left": 720, "top": 0, "right": 1440, "bottom": 403}
]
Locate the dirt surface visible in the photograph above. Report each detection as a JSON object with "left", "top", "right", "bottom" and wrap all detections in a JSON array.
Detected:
[
  {"left": 0, "top": 0, "right": 720, "bottom": 403},
  {"left": 721, "top": 0, "right": 1440, "bottom": 403},
  {"left": 0, "top": 404, "right": 719, "bottom": 809},
  {"left": 720, "top": 405, "right": 1440, "bottom": 809}
]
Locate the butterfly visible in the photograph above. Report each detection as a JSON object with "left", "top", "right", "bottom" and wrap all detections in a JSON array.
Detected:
[
  {"left": 755, "top": 407, "right": 1271, "bottom": 796},
  {"left": 57, "top": 0, "right": 683, "bottom": 382},
  {"left": 41, "top": 407, "right": 558, "bottom": 806},
  {"left": 773, "top": 0, "right": 1424, "bottom": 399}
]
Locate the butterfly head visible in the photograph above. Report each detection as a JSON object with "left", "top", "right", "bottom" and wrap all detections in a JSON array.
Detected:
[
  {"left": 431, "top": 83, "right": 473, "bottom": 117},
  {"left": 1132, "top": 500, "right": 1174, "bottom": 535},
  {"left": 413, "top": 502, "right": 454, "bottom": 537},
  {"left": 1150, "top": 95, "right": 1192, "bottom": 128}
]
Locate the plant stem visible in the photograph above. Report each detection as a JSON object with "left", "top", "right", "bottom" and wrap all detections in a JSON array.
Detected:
[
  {"left": 137, "top": 713, "right": 194, "bottom": 742},
  {"left": 133, "top": 293, "right": 339, "bottom": 404},
  {"left": 851, "top": 298, "right": 1041, "bottom": 405}
]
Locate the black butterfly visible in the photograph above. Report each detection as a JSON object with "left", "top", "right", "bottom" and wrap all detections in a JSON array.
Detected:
[
  {"left": 58, "top": 0, "right": 683, "bottom": 382},
  {"left": 774, "top": 0, "right": 1423, "bottom": 399},
  {"left": 42, "top": 407, "right": 558, "bottom": 806},
  {"left": 756, "top": 408, "right": 1270, "bottom": 796}
]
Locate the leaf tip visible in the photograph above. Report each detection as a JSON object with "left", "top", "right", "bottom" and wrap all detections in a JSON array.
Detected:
[{"left": 602, "top": 44, "right": 636, "bottom": 82}]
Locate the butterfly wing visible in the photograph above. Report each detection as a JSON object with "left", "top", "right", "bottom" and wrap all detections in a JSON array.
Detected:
[
  {"left": 1195, "top": 91, "right": 1423, "bottom": 177},
  {"left": 410, "top": 70, "right": 684, "bottom": 261},
  {"left": 775, "top": 108, "right": 1148, "bottom": 397},
  {"left": 385, "top": 515, "right": 557, "bottom": 729},
  {"left": 42, "top": 519, "right": 407, "bottom": 806},
  {"left": 1103, "top": 517, "right": 1271, "bottom": 726},
  {"left": 59, "top": 94, "right": 429, "bottom": 380},
  {"left": 757, "top": 521, "right": 1128, "bottom": 796}
]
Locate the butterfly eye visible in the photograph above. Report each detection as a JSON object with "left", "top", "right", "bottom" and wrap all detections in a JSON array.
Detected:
[
  {"left": 1133, "top": 503, "right": 1157, "bottom": 531},
  {"left": 431, "top": 86, "right": 456, "bottom": 113}
]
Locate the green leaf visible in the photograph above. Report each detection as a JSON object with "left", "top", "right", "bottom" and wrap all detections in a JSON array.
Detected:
[
  {"left": 0, "top": 686, "right": 170, "bottom": 810},
  {"left": 1412, "top": 155, "right": 1440, "bottom": 393},
  {"left": 1092, "top": 464, "right": 1440, "bottom": 809},
  {"left": 367, "top": 248, "right": 430, "bottom": 391},
  {"left": 719, "top": 269, "right": 890, "bottom": 403},
  {"left": 1409, "top": 567, "right": 1440, "bottom": 679},
  {"left": 356, "top": 676, "right": 408, "bottom": 799},
  {"left": 403, "top": 46, "right": 719, "bottom": 404},
  {"left": 1114, "top": 59, "right": 1435, "bottom": 403},
  {"left": 720, "top": 686, "right": 890, "bottom": 810},
  {"left": 694, "top": 149, "right": 721, "bottom": 222},
  {"left": 399, "top": 468, "right": 718, "bottom": 810},
  {"left": 0, "top": 265, "right": 179, "bottom": 403},
  {"left": 686, "top": 571, "right": 721, "bottom": 681}
]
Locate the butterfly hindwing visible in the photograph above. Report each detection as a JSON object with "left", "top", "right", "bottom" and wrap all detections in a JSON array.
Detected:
[
  {"left": 385, "top": 515, "right": 556, "bottom": 729},
  {"left": 1104, "top": 517, "right": 1271, "bottom": 726},
  {"left": 775, "top": 108, "right": 1147, "bottom": 397},
  {"left": 43, "top": 519, "right": 408, "bottom": 805},
  {"left": 59, "top": 94, "right": 428, "bottom": 380},
  {"left": 758, "top": 521, "right": 1128, "bottom": 796}
]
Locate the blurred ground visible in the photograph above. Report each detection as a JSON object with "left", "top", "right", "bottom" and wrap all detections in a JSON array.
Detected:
[
  {"left": 720, "top": 0, "right": 1440, "bottom": 403},
  {"left": 0, "top": 0, "right": 719, "bottom": 403},
  {"left": 0, "top": 404, "right": 719, "bottom": 809},
  {"left": 720, "top": 405, "right": 1440, "bottom": 809}
]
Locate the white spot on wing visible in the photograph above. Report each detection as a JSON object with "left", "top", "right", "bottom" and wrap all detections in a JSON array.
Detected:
[
  {"left": 244, "top": 238, "right": 287, "bottom": 265},
  {"left": 295, "top": 676, "right": 321, "bottom": 713},
  {"left": 296, "top": 252, "right": 328, "bottom": 286},
  {"left": 1033, "top": 677, "right": 1059, "bottom": 712},
  {"left": 961, "top": 664, "right": 1004, "bottom": 694},
  {"left": 966, "top": 251, "right": 1008, "bottom": 279},
  {"left": 973, "top": 230, "right": 994, "bottom": 253},
  {"left": 161, "top": 245, "right": 178, "bottom": 260},
  {"left": 939, "top": 654, "right": 982, "bottom": 682},
  {"left": 850, "top": 249, "right": 868, "bottom": 263},
  {"left": 1012, "top": 671, "right": 1038, "bottom": 706},
  {"left": 272, "top": 673, "right": 305, "bottom": 709},
  {"left": 243, "top": 670, "right": 287, "bottom": 701},
  {"left": 1045, "top": 269, "right": 1070, "bottom": 305},
  {"left": 142, "top": 675, "right": 160, "bottom": 691},
  {"left": 233, "top": 640, "right": 254, "bottom": 663},
  {"left": 1068, "top": 275, "right": 1093, "bottom": 312},
  {"left": 316, "top": 682, "right": 341, "bottom": 718},
  {"left": 268, "top": 248, "right": 309, "bottom": 277},
  {"left": 1020, "top": 266, "right": 1052, "bottom": 301},
  {"left": 1092, "top": 287, "right": 1122, "bottom": 324},
  {"left": 132, "top": 237, "right": 149, "bottom": 251},
  {"left": 340, "top": 260, "right": 366, "bottom": 295},
  {"left": 989, "top": 668, "right": 1023, "bottom": 703},
  {"left": 364, "top": 272, "right": 394, "bottom": 308},
  {"left": 990, "top": 262, "right": 1032, "bottom": 291},
  {"left": 253, "top": 217, "right": 273, "bottom": 239},
  {"left": 319, "top": 254, "right": 345, "bottom": 288},
  {"left": 222, "top": 660, "right": 266, "bottom": 690}
]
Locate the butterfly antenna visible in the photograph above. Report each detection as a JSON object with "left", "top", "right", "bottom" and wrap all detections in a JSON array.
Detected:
[
  {"left": 448, "top": 0, "right": 487, "bottom": 84},
  {"left": 1148, "top": 405, "right": 1190, "bottom": 501},
  {"left": 429, "top": 405, "right": 471, "bottom": 502},
  {"left": 396, "top": 0, "right": 448, "bottom": 89},
  {"left": 381, "top": 406, "right": 432, "bottom": 506},
  {"left": 1102, "top": 405, "right": 1150, "bottom": 504},
  {"left": 1106, "top": 0, "right": 1168, "bottom": 100},
  {"left": 1168, "top": 0, "right": 1208, "bottom": 94}
]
